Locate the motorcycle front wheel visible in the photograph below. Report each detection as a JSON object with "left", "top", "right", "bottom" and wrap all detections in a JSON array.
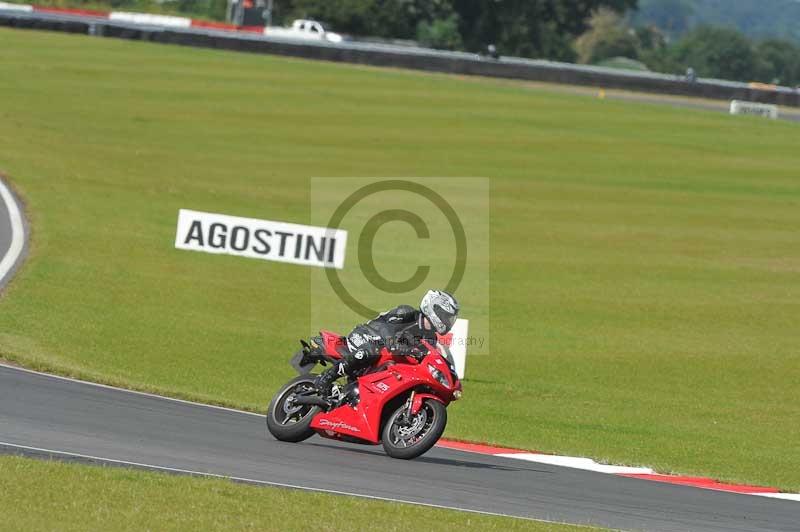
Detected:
[
  {"left": 266, "top": 376, "right": 320, "bottom": 442},
  {"left": 382, "top": 399, "right": 447, "bottom": 459}
]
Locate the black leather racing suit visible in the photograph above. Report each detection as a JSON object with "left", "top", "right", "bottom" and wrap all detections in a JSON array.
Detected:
[{"left": 315, "top": 305, "right": 437, "bottom": 393}]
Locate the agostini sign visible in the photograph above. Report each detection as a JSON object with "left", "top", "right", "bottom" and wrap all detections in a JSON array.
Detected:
[{"left": 175, "top": 209, "right": 347, "bottom": 269}]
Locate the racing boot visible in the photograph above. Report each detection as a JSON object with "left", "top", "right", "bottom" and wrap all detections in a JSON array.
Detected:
[{"left": 314, "top": 360, "right": 347, "bottom": 398}]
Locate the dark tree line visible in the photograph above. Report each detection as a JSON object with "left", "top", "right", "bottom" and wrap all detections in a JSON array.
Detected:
[
  {"left": 281, "top": 0, "right": 637, "bottom": 60},
  {"left": 627, "top": 0, "right": 800, "bottom": 85},
  {"left": 282, "top": 0, "right": 800, "bottom": 85},
  {"left": 665, "top": 29, "right": 800, "bottom": 85},
  {"left": 576, "top": 9, "right": 800, "bottom": 86}
]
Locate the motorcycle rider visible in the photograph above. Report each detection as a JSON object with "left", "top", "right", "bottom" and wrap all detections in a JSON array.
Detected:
[{"left": 314, "top": 289, "right": 459, "bottom": 397}]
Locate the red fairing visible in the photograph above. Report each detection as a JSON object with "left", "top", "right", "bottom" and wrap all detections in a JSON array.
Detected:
[
  {"left": 309, "top": 339, "right": 459, "bottom": 444},
  {"left": 436, "top": 331, "right": 454, "bottom": 347},
  {"left": 411, "top": 393, "right": 445, "bottom": 415}
]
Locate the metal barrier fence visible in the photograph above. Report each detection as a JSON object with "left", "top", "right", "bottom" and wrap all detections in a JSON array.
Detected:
[{"left": 2, "top": 8, "right": 799, "bottom": 107}]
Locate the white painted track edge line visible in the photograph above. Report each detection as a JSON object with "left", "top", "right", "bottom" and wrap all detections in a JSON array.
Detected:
[
  {"left": 495, "top": 452, "right": 655, "bottom": 475},
  {"left": 753, "top": 492, "right": 800, "bottom": 502},
  {"left": 0, "top": 178, "right": 25, "bottom": 284},
  {"left": 0, "top": 441, "right": 592, "bottom": 527},
  {"left": 0, "top": 362, "right": 264, "bottom": 418}
]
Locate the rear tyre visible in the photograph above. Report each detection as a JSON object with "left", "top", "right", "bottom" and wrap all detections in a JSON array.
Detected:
[
  {"left": 382, "top": 399, "right": 447, "bottom": 459},
  {"left": 266, "top": 376, "right": 320, "bottom": 443}
]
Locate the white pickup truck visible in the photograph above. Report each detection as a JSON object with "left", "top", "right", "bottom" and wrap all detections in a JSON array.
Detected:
[{"left": 264, "top": 19, "right": 343, "bottom": 43}]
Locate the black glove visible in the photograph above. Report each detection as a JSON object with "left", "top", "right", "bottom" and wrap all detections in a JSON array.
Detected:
[
  {"left": 391, "top": 331, "right": 409, "bottom": 350},
  {"left": 392, "top": 331, "right": 425, "bottom": 358}
]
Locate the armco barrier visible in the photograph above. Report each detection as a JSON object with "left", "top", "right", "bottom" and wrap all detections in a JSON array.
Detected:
[{"left": 2, "top": 8, "right": 800, "bottom": 108}]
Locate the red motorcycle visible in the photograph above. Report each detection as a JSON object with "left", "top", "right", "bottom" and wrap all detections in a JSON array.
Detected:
[{"left": 266, "top": 330, "right": 462, "bottom": 459}]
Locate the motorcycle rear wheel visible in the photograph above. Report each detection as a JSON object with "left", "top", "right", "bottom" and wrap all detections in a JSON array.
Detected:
[
  {"left": 266, "top": 376, "right": 320, "bottom": 442},
  {"left": 382, "top": 399, "right": 447, "bottom": 459}
]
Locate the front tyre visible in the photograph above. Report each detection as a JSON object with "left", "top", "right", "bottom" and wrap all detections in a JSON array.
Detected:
[
  {"left": 266, "top": 376, "right": 319, "bottom": 443},
  {"left": 382, "top": 399, "right": 447, "bottom": 459}
]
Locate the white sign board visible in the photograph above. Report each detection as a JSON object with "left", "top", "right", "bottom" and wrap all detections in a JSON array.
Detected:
[
  {"left": 109, "top": 12, "right": 192, "bottom": 28},
  {"left": 175, "top": 209, "right": 348, "bottom": 269},
  {"left": 0, "top": 2, "right": 34, "bottom": 12},
  {"left": 729, "top": 100, "right": 778, "bottom": 119},
  {"left": 437, "top": 318, "right": 469, "bottom": 379}
]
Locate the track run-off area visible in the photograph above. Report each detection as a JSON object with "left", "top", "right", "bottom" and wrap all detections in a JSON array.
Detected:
[{"left": 0, "top": 182, "right": 797, "bottom": 532}]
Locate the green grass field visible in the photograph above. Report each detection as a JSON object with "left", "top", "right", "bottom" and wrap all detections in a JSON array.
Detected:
[
  {"left": 0, "top": 456, "right": 593, "bottom": 531},
  {"left": 0, "top": 27, "right": 798, "bottom": 492}
]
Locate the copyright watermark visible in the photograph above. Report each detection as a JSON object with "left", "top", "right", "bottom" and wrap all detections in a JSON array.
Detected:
[{"left": 310, "top": 178, "right": 489, "bottom": 355}]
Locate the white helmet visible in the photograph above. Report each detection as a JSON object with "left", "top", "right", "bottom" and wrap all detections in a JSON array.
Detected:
[{"left": 420, "top": 290, "right": 459, "bottom": 334}]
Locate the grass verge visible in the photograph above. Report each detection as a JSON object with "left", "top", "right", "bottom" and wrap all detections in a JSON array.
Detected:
[
  {"left": 0, "top": 455, "right": 596, "bottom": 531},
  {"left": 0, "top": 27, "right": 798, "bottom": 491}
]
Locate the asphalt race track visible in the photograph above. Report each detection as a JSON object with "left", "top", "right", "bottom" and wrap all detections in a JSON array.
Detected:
[
  {"left": 0, "top": 365, "right": 798, "bottom": 531},
  {"left": 0, "top": 190, "right": 797, "bottom": 529}
]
